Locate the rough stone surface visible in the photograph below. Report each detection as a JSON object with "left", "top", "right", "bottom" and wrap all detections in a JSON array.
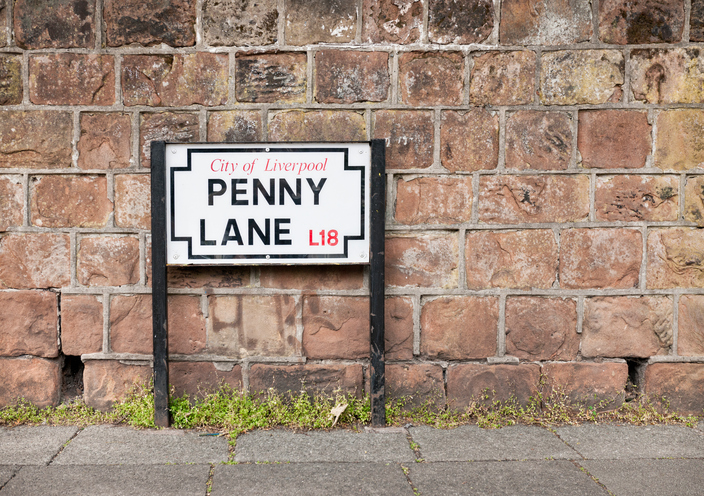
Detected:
[
  {"left": 385, "top": 296, "right": 414, "bottom": 361},
  {"left": 596, "top": 175, "right": 678, "bottom": 222},
  {"left": 542, "top": 362, "right": 628, "bottom": 408},
  {"left": 209, "top": 295, "right": 298, "bottom": 358},
  {"left": 599, "top": 0, "right": 684, "bottom": 44},
  {"left": 60, "top": 294, "right": 103, "bottom": 356},
  {"left": 505, "top": 111, "right": 572, "bottom": 170},
  {"left": 30, "top": 175, "right": 112, "bottom": 228},
  {"left": 654, "top": 109, "right": 704, "bottom": 170},
  {"left": 540, "top": 50, "right": 624, "bottom": 105},
  {"left": 170, "top": 362, "right": 242, "bottom": 398},
  {"left": 236, "top": 53, "right": 306, "bottom": 104},
  {"left": 677, "top": 295, "right": 704, "bottom": 356},
  {"left": 692, "top": 0, "right": 704, "bottom": 41},
  {"left": 203, "top": 0, "right": 278, "bottom": 46},
  {"left": 140, "top": 113, "right": 199, "bottom": 168},
  {"left": 645, "top": 363, "right": 704, "bottom": 414},
  {"left": 0, "top": 111, "right": 72, "bottom": 169},
  {"left": 302, "top": 296, "right": 369, "bottom": 359},
  {"left": 259, "top": 266, "right": 363, "bottom": 290},
  {"left": 500, "top": 0, "right": 592, "bottom": 45},
  {"left": 208, "top": 111, "right": 263, "bottom": 142},
  {"left": 0, "top": 357, "right": 60, "bottom": 407},
  {"left": 0, "top": 55, "right": 22, "bottom": 105},
  {"left": 465, "top": 229, "right": 558, "bottom": 290},
  {"left": 0, "top": 176, "right": 23, "bottom": 230},
  {"left": 478, "top": 175, "right": 590, "bottom": 224},
  {"left": 386, "top": 233, "right": 458, "bottom": 288},
  {"left": 268, "top": 111, "right": 366, "bottom": 142},
  {"left": 399, "top": 52, "right": 463, "bottom": 106},
  {"left": 0, "top": 1, "right": 5, "bottom": 48},
  {"left": 167, "top": 266, "right": 250, "bottom": 289},
  {"left": 578, "top": 110, "right": 651, "bottom": 169},
  {"left": 249, "top": 364, "right": 363, "bottom": 397},
  {"left": 420, "top": 296, "right": 498, "bottom": 359},
  {"left": 362, "top": 0, "right": 424, "bottom": 44},
  {"left": 447, "top": 364, "right": 541, "bottom": 407},
  {"left": 103, "top": 0, "right": 196, "bottom": 47},
  {"left": 83, "top": 360, "right": 151, "bottom": 411},
  {"left": 0, "top": 234, "right": 69, "bottom": 289},
  {"left": 647, "top": 228, "right": 704, "bottom": 288},
  {"left": 387, "top": 364, "right": 445, "bottom": 407},
  {"left": 29, "top": 54, "right": 114, "bottom": 106},
  {"left": 14, "top": 0, "right": 95, "bottom": 49},
  {"left": 285, "top": 0, "right": 357, "bottom": 44},
  {"left": 505, "top": 297, "right": 578, "bottom": 360},
  {"left": 316, "top": 51, "right": 389, "bottom": 104},
  {"left": 115, "top": 174, "right": 150, "bottom": 229},
  {"left": 582, "top": 296, "right": 673, "bottom": 357},
  {"left": 395, "top": 176, "right": 473, "bottom": 225},
  {"left": 560, "top": 228, "right": 642, "bottom": 289},
  {"left": 428, "top": 0, "right": 494, "bottom": 44},
  {"left": 123, "top": 53, "right": 228, "bottom": 107},
  {"left": 77, "top": 236, "right": 140, "bottom": 287},
  {"left": 470, "top": 51, "right": 537, "bottom": 106},
  {"left": 685, "top": 175, "right": 704, "bottom": 225},
  {"left": 0, "top": 291, "right": 58, "bottom": 357},
  {"left": 77, "top": 113, "right": 132, "bottom": 170},
  {"left": 631, "top": 49, "right": 704, "bottom": 104},
  {"left": 440, "top": 109, "right": 499, "bottom": 172},
  {"left": 373, "top": 110, "right": 434, "bottom": 169}
]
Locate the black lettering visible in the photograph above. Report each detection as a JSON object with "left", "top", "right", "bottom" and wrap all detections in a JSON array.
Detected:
[
  {"left": 248, "top": 218, "right": 270, "bottom": 245},
  {"left": 208, "top": 179, "right": 227, "bottom": 206},
  {"left": 231, "top": 179, "right": 248, "bottom": 205},
  {"left": 306, "top": 178, "right": 327, "bottom": 205},
  {"left": 274, "top": 218, "right": 292, "bottom": 245},
  {"left": 221, "top": 219, "right": 243, "bottom": 245},
  {"left": 200, "top": 219, "right": 216, "bottom": 245},
  {"left": 253, "top": 178, "right": 275, "bottom": 205},
  {"left": 279, "top": 178, "right": 301, "bottom": 205}
]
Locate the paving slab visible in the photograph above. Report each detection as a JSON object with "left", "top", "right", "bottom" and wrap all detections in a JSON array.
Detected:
[
  {"left": 234, "top": 429, "right": 415, "bottom": 462},
  {"left": 0, "top": 426, "right": 78, "bottom": 465},
  {"left": 211, "top": 462, "right": 414, "bottom": 496},
  {"left": 52, "top": 425, "right": 228, "bottom": 465},
  {"left": 407, "top": 425, "right": 578, "bottom": 462},
  {"left": 555, "top": 424, "right": 704, "bottom": 459},
  {"left": 581, "top": 459, "right": 704, "bottom": 496},
  {"left": 407, "top": 461, "right": 606, "bottom": 496},
  {"left": 0, "top": 465, "right": 18, "bottom": 487},
  {"left": 1, "top": 465, "right": 210, "bottom": 496}
]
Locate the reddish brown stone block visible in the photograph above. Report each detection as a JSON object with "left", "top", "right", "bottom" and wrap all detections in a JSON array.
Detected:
[
  {"left": 0, "top": 234, "right": 70, "bottom": 289},
  {"left": 647, "top": 228, "right": 704, "bottom": 288},
  {"left": 692, "top": 0, "right": 704, "bottom": 41},
  {"left": 685, "top": 175, "right": 704, "bottom": 225},
  {"left": 140, "top": 113, "right": 199, "bottom": 168},
  {"left": 578, "top": 110, "right": 651, "bottom": 169},
  {"left": 440, "top": 109, "right": 498, "bottom": 173},
  {"left": 465, "top": 230, "right": 558, "bottom": 290},
  {"left": 645, "top": 363, "right": 704, "bottom": 414},
  {"left": 678, "top": 295, "right": 704, "bottom": 356},
  {"left": 420, "top": 296, "right": 498, "bottom": 359},
  {"left": 0, "top": 55, "right": 22, "bottom": 105},
  {"left": 505, "top": 111, "right": 572, "bottom": 171},
  {"left": 631, "top": 49, "right": 704, "bottom": 104},
  {"left": 395, "top": 176, "right": 473, "bottom": 225},
  {"left": 61, "top": 294, "right": 103, "bottom": 356},
  {"left": 500, "top": 0, "right": 592, "bottom": 45},
  {"left": 373, "top": 110, "right": 434, "bottom": 170},
  {"left": 285, "top": 0, "right": 357, "bottom": 44},
  {"left": 0, "top": 290, "right": 58, "bottom": 357},
  {"left": 115, "top": 175, "right": 150, "bottom": 229},
  {"left": 77, "top": 113, "right": 131, "bottom": 170},
  {"left": 31, "top": 175, "right": 112, "bottom": 228},
  {"left": 0, "top": 176, "right": 23, "bottom": 231},
  {"left": 249, "top": 364, "right": 363, "bottom": 397},
  {"left": 447, "top": 364, "right": 540, "bottom": 408},
  {"left": 505, "top": 297, "right": 578, "bottom": 360},
  {"left": 654, "top": 109, "right": 704, "bottom": 170},
  {"left": 596, "top": 175, "right": 678, "bottom": 222},
  {"left": 316, "top": 51, "right": 389, "bottom": 104},
  {"left": 0, "top": 111, "right": 72, "bottom": 169},
  {"left": 362, "top": 0, "right": 423, "bottom": 44},
  {"left": 478, "top": 175, "right": 590, "bottom": 224},
  {"left": 260, "top": 266, "right": 364, "bottom": 290},
  {"left": 543, "top": 362, "right": 627, "bottom": 409},
  {"left": 83, "top": 360, "right": 151, "bottom": 411},
  {"left": 208, "top": 111, "right": 263, "bottom": 142},
  {"left": 203, "top": 0, "right": 278, "bottom": 46},
  {"left": 77, "top": 236, "right": 140, "bottom": 287},
  {"left": 29, "top": 54, "right": 114, "bottom": 106},
  {"left": 209, "top": 295, "right": 298, "bottom": 358},
  {"left": 428, "top": 0, "right": 493, "bottom": 44},
  {"left": 269, "top": 111, "right": 366, "bottom": 142},
  {"left": 399, "top": 52, "right": 463, "bottom": 106},
  {"left": 386, "top": 297, "right": 413, "bottom": 361},
  {"left": 302, "top": 296, "right": 369, "bottom": 360},
  {"left": 167, "top": 266, "right": 250, "bottom": 289},
  {"left": 104, "top": 0, "right": 196, "bottom": 47},
  {"left": 470, "top": 51, "right": 537, "bottom": 106},
  {"left": 386, "top": 233, "right": 458, "bottom": 288},
  {"left": 14, "top": 0, "right": 95, "bottom": 49},
  {"left": 0, "top": 357, "right": 60, "bottom": 408},
  {"left": 599, "top": 0, "right": 684, "bottom": 44},
  {"left": 387, "top": 364, "right": 445, "bottom": 408},
  {"left": 234, "top": 53, "right": 306, "bottom": 104},
  {"left": 560, "top": 229, "right": 642, "bottom": 289},
  {"left": 169, "top": 362, "right": 242, "bottom": 399}
]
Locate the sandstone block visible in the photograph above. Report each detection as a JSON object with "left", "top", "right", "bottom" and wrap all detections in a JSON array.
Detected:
[
  {"left": 505, "top": 111, "right": 572, "bottom": 171},
  {"left": 542, "top": 362, "right": 627, "bottom": 409},
  {"left": 302, "top": 296, "right": 369, "bottom": 360},
  {"left": 235, "top": 52, "right": 306, "bottom": 104},
  {"left": 395, "top": 175, "right": 473, "bottom": 225},
  {"left": 14, "top": 0, "right": 94, "bottom": 49},
  {"left": 678, "top": 295, "right": 704, "bottom": 356},
  {"left": 140, "top": 113, "right": 199, "bottom": 168},
  {"left": 203, "top": 0, "right": 278, "bottom": 46},
  {"left": 386, "top": 297, "right": 414, "bottom": 361},
  {"left": 420, "top": 296, "right": 498, "bottom": 359},
  {"left": 386, "top": 233, "right": 458, "bottom": 288},
  {"left": 540, "top": 50, "right": 624, "bottom": 105},
  {"left": 60, "top": 294, "right": 103, "bottom": 356},
  {"left": 500, "top": 0, "right": 592, "bottom": 45},
  {"left": 654, "top": 109, "right": 704, "bottom": 170},
  {"left": 285, "top": 0, "right": 356, "bottom": 44},
  {"left": 506, "top": 297, "right": 578, "bottom": 360},
  {"left": 428, "top": 0, "right": 493, "bottom": 44},
  {"left": 600, "top": 0, "right": 684, "bottom": 44},
  {"left": 316, "top": 51, "right": 389, "bottom": 104},
  {"left": 269, "top": 111, "right": 366, "bottom": 142},
  {"left": 631, "top": 49, "right": 704, "bottom": 104},
  {"left": 685, "top": 175, "right": 704, "bottom": 225},
  {"left": 83, "top": 360, "right": 151, "bottom": 411},
  {"left": 208, "top": 111, "right": 263, "bottom": 142},
  {"left": 77, "top": 113, "right": 131, "bottom": 170},
  {"left": 478, "top": 175, "right": 589, "bottom": 224},
  {"left": 647, "top": 228, "right": 704, "bottom": 288},
  {"left": 77, "top": 236, "right": 140, "bottom": 287},
  {"left": 578, "top": 110, "right": 651, "bottom": 169},
  {"left": 440, "top": 109, "right": 498, "bottom": 172},
  {"left": 29, "top": 54, "right": 114, "bottom": 106},
  {"left": 387, "top": 364, "right": 445, "bottom": 408},
  {"left": 0, "top": 55, "right": 22, "bottom": 105},
  {"left": 596, "top": 175, "right": 678, "bottom": 222},
  {"left": 104, "top": 0, "right": 195, "bottom": 47},
  {"left": 249, "top": 364, "right": 363, "bottom": 397},
  {"left": 560, "top": 229, "right": 642, "bottom": 289},
  {"left": 0, "top": 111, "right": 72, "bottom": 169},
  {"left": 644, "top": 363, "right": 704, "bottom": 414},
  {"left": 362, "top": 0, "right": 423, "bottom": 44},
  {"left": 0, "top": 234, "right": 70, "bottom": 289},
  {"left": 0, "top": 176, "right": 23, "bottom": 230},
  {"left": 167, "top": 266, "right": 250, "bottom": 289},
  {"left": 115, "top": 175, "right": 150, "bottom": 229},
  {"left": 170, "top": 362, "right": 242, "bottom": 399},
  {"left": 399, "top": 52, "right": 463, "bottom": 106},
  {"left": 692, "top": 0, "right": 704, "bottom": 41},
  {"left": 447, "top": 364, "right": 540, "bottom": 408},
  {"left": 31, "top": 175, "right": 112, "bottom": 228},
  {"left": 0, "top": 357, "right": 60, "bottom": 408},
  {"left": 259, "top": 266, "right": 364, "bottom": 290},
  {"left": 465, "top": 230, "right": 558, "bottom": 290},
  {"left": 470, "top": 51, "right": 537, "bottom": 106},
  {"left": 373, "top": 111, "right": 433, "bottom": 169},
  {"left": 0, "top": 290, "right": 58, "bottom": 357}
]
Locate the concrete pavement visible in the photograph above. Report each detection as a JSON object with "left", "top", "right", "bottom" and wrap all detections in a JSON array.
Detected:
[{"left": 1, "top": 422, "right": 704, "bottom": 495}]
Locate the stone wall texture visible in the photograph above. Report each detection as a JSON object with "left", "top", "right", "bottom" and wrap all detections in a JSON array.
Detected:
[{"left": 1, "top": 0, "right": 704, "bottom": 414}]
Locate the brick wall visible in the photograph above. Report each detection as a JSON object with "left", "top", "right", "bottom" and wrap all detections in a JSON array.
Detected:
[{"left": 1, "top": 0, "right": 704, "bottom": 413}]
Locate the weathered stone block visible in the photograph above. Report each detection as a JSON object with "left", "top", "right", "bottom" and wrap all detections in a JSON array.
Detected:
[
  {"left": 428, "top": 0, "right": 493, "bottom": 44},
  {"left": 61, "top": 294, "right": 103, "bottom": 356},
  {"left": 0, "top": 55, "right": 22, "bottom": 105},
  {"left": 83, "top": 360, "right": 151, "bottom": 411},
  {"left": 0, "top": 176, "right": 23, "bottom": 231},
  {"left": 440, "top": 109, "right": 498, "bottom": 172},
  {"left": 0, "top": 290, "right": 58, "bottom": 357},
  {"left": 500, "top": 0, "right": 592, "bottom": 45},
  {"left": 285, "top": 0, "right": 356, "bottom": 44},
  {"left": 0, "top": 111, "right": 72, "bottom": 169},
  {"left": 447, "top": 364, "right": 540, "bottom": 408},
  {"left": 115, "top": 175, "right": 150, "bottom": 229},
  {"left": 386, "top": 297, "right": 413, "bottom": 361},
  {"left": 170, "top": 362, "right": 242, "bottom": 398},
  {"left": 542, "top": 362, "right": 627, "bottom": 409},
  {"left": 647, "top": 228, "right": 704, "bottom": 288},
  {"left": 77, "top": 236, "right": 140, "bottom": 287},
  {"left": 387, "top": 364, "right": 445, "bottom": 408},
  {"left": 692, "top": 0, "right": 704, "bottom": 41},
  {"left": 596, "top": 175, "right": 678, "bottom": 222},
  {"left": 316, "top": 51, "right": 389, "bottom": 104},
  {"left": 203, "top": 0, "right": 278, "bottom": 46},
  {"left": 302, "top": 296, "right": 369, "bottom": 359},
  {"left": 0, "top": 234, "right": 70, "bottom": 289},
  {"left": 386, "top": 233, "right": 458, "bottom": 288},
  {"left": 560, "top": 229, "right": 642, "bottom": 289},
  {"left": 362, "top": 0, "right": 423, "bottom": 44},
  {"left": 505, "top": 111, "right": 572, "bottom": 171},
  {"left": 599, "top": 0, "right": 684, "bottom": 44},
  {"left": 0, "top": 357, "right": 60, "bottom": 408},
  {"left": 269, "top": 111, "right": 366, "bottom": 142},
  {"left": 631, "top": 49, "right": 704, "bottom": 104},
  {"left": 470, "top": 51, "right": 536, "bottom": 106},
  {"left": 506, "top": 297, "right": 578, "bottom": 360},
  {"left": 644, "top": 363, "right": 704, "bottom": 414},
  {"left": 654, "top": 109, "right": 704, "bottom": 170},
  {"left": 167, "top": 266, "right": 250, "bottom": 289},
  {"left": 395, "top": 176, "right": 473, "bottom": 225},
  {"left": 31, "top": 175, "right": 112, "bottom": 228},
  {"left": 578, "top": 110, "right": 651, "bottom": 169},
  {"left": 420, "top": 296, "right": 498, "bottom": 359},
  {"left": 685, "top": 175, "right": 704, "bottom": 225},
  {"left": 236, "top": 53, "right": 306, "bottom": 104},
  {"left": 14, "top": 0, "right": 94, "bottom": 49},
  {"left": 208, "top": 111, "right": 263, "bottom": 142},
  {"left": 29, "top": 54, "right": 114, "bottom": 106},
  {"left": 140, "top": 113, "right": 199, "bottom": 168},
  {"left": 0, "top": 1, "right": 5, "bottom": 48},
  {"left": 249, "top": 364, "right": 363, "bottom": 397},
  {"left": 465, "top": 230, "right": 558, "bottom": 290},
  {"left": 77, "top": 113, "right": 132, "bottom": 170},
  {"left": 103, "top": 0, "right": 196, "bottom": 47},
  {"left": 399, "top": 52, "right": 463, "bottom": 106},
  {"left": 259, "top": 266, "right": 364, "bottom": 290},
  {"left": 678, "top": 295, "right": 704, "bottom": 356},
  {"left": 373, "top": 110, "right": 433, "bottom": 169}
]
